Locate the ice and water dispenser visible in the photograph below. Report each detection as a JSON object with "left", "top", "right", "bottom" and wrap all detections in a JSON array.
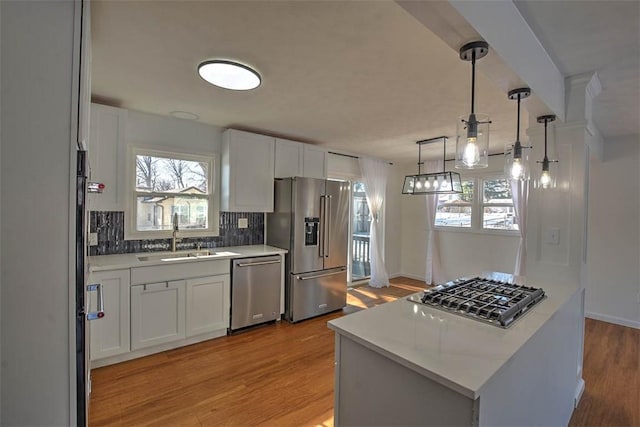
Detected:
[{"left": 304, "top": 217, "right": 319, "bottom": 246}]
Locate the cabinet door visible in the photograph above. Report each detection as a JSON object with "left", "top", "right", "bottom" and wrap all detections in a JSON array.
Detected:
[
  {"left": 186, "top": 275, "right": 230, "bottom": 337},
  {"left": 274, "top": 138, "right": 303, "bottom": 178},
  {"left": 221, "top": 129, "right": 275, "bottom": 212},
  {"left": 303, "top": 145, "right": 327, "bottom": 179},
  {"left": 88, "top": 103, "right": 127, "bottom": 211},
  {"left": 89, "top": 269, "right": 130, "bottom": 360},
  {"left": 131, "top": 280, "right": 186, "bottom": 350}
]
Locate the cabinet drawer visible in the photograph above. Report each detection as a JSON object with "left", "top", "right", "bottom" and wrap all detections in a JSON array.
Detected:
[{"left": 131, "top": 259, "right": 229, "bottom": 285}]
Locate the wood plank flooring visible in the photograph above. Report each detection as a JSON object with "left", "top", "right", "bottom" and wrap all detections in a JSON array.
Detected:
[
  {"left": 568, "top": 318, "right": 639, "bottom": 427},
  {"left": 90, "top": 278, "right": 639, "bottom": 426}
]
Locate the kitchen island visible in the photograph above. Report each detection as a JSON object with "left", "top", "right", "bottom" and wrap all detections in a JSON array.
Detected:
[{"left": 328, "top": 275, "right": 585, "bottom": 426}]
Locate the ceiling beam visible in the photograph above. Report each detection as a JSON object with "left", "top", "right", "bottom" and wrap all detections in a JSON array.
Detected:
[{"left": 448, "top": 0, "right": 565, "bottom": 122}]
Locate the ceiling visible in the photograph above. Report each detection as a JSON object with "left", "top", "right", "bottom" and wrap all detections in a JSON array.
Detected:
[{"left": 91, "top": 1, "right": 639, "bottom": 163}]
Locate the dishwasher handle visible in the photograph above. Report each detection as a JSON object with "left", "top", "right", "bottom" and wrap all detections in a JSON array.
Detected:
[{"left": 236, "top": 259, "right": 281, "bottom": 268}]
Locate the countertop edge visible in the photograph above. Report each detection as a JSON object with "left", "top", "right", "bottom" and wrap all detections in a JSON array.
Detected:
[{"left": 89, "top": 244, "right": 288, "bottom": 271}]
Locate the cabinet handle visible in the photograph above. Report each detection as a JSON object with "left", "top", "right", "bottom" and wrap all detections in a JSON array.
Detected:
[
  {"left": 86, "top": 283, "right": 105, "bottom": 320},
  {"left": 236, "top": 260, "right": 281, "bottom": 267}
]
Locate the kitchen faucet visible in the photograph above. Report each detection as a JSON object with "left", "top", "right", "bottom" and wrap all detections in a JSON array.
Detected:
[{"left": 172, "top": 212, "right": 181, "bottom": 252}]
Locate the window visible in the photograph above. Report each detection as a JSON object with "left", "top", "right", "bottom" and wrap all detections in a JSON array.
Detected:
[
  {"left": 482, "top": 178, "right": 518, "bottom": 231},
  {"left": 130, "top": 149, "right": 217, "bottom": 237},
  {"left": 435, "top": 175, "right": 518, "bottom": 234},
  {"left": 435, "top": 180, "right": 474, "bottom": 228}
]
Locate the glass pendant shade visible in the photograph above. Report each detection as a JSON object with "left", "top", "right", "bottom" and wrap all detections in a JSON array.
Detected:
[
  {"left": 534, "top": 114, "right": 559, "bottom": 190},
  {"left": 534, "top": 160, "right": 558, "bottom": 189},
  {"left": 504, "top": 142, "right": 531, "bottom": 181},
  {"left": 455, "top": 113, "right": 490, "bottom": 169}
]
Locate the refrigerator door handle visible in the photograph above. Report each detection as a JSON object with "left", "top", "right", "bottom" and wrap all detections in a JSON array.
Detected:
[
  {"left": 325, "top": 195, "right": 331, "bottom": 259},
  {"left": 86, "top": 283, "right": 105, "bottom": 320},
  {"left": 319, "top": 195, "right": 326, "bottom": 258},
  {"left": 295, "top": 269, "right": 346, "bottom": 280}
]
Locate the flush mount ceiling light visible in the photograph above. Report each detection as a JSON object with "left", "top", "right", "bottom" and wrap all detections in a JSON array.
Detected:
[
  {"left": 534, "top": 114, "right": 559, "bottom": 189},
  {"left": 456, "top": 41, "right": 491, "bottom": 170},
  {"left": 505, "top": 88, "right": 532, "bottom": 181},
  {"left": 197, "top": 60, "right": 261, "bottom": 91},
  {"left": 402, "top": 136, "right": 463, "bottom": 195}
]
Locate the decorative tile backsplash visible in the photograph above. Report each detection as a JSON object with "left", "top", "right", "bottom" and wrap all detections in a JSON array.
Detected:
[{"left": 89, "top": 211, "right": 265, "bottom": 256}]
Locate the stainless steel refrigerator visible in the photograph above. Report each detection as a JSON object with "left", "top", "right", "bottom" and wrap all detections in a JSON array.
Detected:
[{"left": 267, "top": 177, "right": 350, "bottom": 322}]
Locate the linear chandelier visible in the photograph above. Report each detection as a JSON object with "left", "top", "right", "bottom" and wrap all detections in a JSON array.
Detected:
[{"left": 402, "top": 136, "right": 463, "bottom": 195}]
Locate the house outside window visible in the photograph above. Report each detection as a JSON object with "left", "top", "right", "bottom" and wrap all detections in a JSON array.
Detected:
[
  {"left": 129, "top": 148, "right": 218, "bottom": 238},
  {"left": 435, "top": 175, "right": 518, "bottom": 234}
]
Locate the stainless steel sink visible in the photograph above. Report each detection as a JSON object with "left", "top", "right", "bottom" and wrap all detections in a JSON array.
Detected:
[{"left": 137, "top": 250, "right": 239, "bottom": 262}]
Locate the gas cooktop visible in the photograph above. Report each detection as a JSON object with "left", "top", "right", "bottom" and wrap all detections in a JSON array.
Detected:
[{"left": 408, "top": 277, "right": 546, "bottom": 328}]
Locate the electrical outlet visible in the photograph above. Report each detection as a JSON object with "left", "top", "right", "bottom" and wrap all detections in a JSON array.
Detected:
[
  {"left": 545, "top": 228, "right": 560, "bottom": 245},
  {"left": 89, "top": 232, "right": 98, "bottom": 246},
  {"left": 238, "top": 218, "right": 248, "bottom": 229}
]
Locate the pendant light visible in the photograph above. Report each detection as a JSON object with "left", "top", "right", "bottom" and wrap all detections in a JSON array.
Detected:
[
  {"left": 504, "top": 88, "right": 532, "bottom": 181},
  {"left": 402, "top": 137, "right": 463, "bottom": 195},
  {"left": 456, "top": 41, "right": 491, "bottom": 169},
  {"left": 534, "top": 115, "right": 559, "bottom": 189}
]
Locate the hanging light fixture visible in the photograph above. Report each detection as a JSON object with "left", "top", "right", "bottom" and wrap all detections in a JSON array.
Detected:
[
  {"left": 504, "top": 87, "right": 532, "bottom": 181},
  {"left": 456, "top": 41, "right": 491, "bottom": 169},
  {"left": 402, "top": 137, "right": 463, "bottom": 195},
  {"left": 534, "top": 114, "right": 559, "bottom": 189}
]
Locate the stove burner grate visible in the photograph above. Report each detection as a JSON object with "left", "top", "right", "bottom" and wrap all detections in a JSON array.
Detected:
[{"left": 410, "top": 277, "right": 545, "bottom": 328}]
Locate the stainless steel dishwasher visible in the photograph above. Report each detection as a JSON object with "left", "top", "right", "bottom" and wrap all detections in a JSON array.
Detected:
[{"left": 230, "top": 255, "right": 282, "bottom": 332}]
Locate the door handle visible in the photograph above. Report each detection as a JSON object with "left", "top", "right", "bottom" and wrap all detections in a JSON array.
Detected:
[
  {"left": 295, "top": 269, "right": 346, "bottom": 280},
  {"left": 325, "top": 195, "right": 331, "bottom": 259},
  {"left": 86, "top": 283, "right": 104, "bottom": 320},
  {"left": 236, "top": 260, "right": 281, "bottom": 267},
  {"left": 319, "top": 195, "right": 326, "bottom": 258}
]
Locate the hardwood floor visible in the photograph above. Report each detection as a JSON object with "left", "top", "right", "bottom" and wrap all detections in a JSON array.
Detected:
[
  {"left": 568, "top": 318, "right": 639, "bottom": 427},
  {"left": 90, "top": 278, "right": 638, "bottom": 426}
]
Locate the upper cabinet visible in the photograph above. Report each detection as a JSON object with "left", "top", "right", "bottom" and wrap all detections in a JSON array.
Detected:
[
  {"left": 274, "top": 138, "right": 303, "bottom": 178},
  {"left": 274, "top": 138, "right": 327, "bottom": 180},
  {"left": 302, "top": 144, "right": 327, "bottom": 179},
  {"left": 88, "top": 103, "right": 128, "bottom": 211},
  {"left": 221, "top": 129, "right": 275, "bottom": 212}
]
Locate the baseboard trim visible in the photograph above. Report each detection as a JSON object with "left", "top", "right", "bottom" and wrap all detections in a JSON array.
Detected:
[
  {"left": 574, "top": 378, "right": 585, "bottom": 408},
  {"left": 585, "top": 311, "right": 640, "bottom": 329},
  {"left": 394, "top": 272, "right": 425, "bottom": 282}
]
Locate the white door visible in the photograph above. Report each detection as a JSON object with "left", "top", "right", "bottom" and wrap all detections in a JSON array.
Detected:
[
  {"left": 186, "top": 275, "right": 230, "bottom": 337},
  {"left": 89, "top": 269, "right": 130, "bottom": 360},
  {"left": 131, "top": 280, "right": 186, "bottom": 350}
]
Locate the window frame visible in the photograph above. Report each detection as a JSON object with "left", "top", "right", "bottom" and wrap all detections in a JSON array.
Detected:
[
  {"left": 125, "top": 147, "right": 220, "bottom": 240},
  {"left": 435, "top": 172, "right": 520, "bottom": 236}
]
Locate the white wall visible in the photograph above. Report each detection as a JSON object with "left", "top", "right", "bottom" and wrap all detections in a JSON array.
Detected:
[
  {"left": 384, "top": 164, "right": 402, "bottom": 277},
  {"left": 585, "top": 136, "right": 640, "bottom": 328},
  {"left": 1, "top": 1, "right": 76, "bottom": 424},
  {"left": 398, "top": 156, "right": 519, "bottom": 283},
  {"left": 126, "top": 108, "right": 223, "bottom": 156}
]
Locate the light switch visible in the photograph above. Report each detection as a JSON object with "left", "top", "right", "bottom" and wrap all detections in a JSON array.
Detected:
[
  {"left": 545, "top": 228, "right": 560, "bottom": 245},
  {"left": 89, "top": 232, "right": 98, "bottom": 246},
  {"left": 238, "top": 218, "right": 248, "bottom": 229}
]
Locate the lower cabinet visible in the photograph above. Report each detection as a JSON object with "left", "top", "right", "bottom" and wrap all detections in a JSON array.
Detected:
[
  {"left": 89, "top": 269, "right": 131, "bottom": 360},
  {"left": 186, "top": 275, "right": 230, "bottom": 337},
  {"left": 130, "top": 280, "right": 186, "bottom": 350}
]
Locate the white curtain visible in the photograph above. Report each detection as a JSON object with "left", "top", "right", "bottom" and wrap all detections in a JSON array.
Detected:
[
  {"left": 358, "top": 157, "right": 390, "bottom": 288},
  {"left": 424, "top": 160, "right": 443, "bottom": 285},
  {"left": 510, "top": 179, "right": 529, "bottom": 276}
]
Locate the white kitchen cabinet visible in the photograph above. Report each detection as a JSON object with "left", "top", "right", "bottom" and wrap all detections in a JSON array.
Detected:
[
  {"left": 303, "top": 144, "right": 327, "bottom": 179},
  {"left": 221, "top": 129, "right": 275, "bottom": 212},
  {"left": 274, "top": 138, "right": 328, "bottom": 179},
  {"left": 274, "top": 138, "right": 303, "bottom": 178},
  {"left": 89, "top": 269, "right": 130, "bottom": 361},
  {"left": 130, "top": 280, "right": 186, "bottom": 350},
  {"left": 186, "top": 275, "right": 230, "bottom": 337},
  {"left": 88, "top": 103, "right": 127, "bottom": 211}
]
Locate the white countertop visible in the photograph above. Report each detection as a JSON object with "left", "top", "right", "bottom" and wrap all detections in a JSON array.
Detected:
[
  {"left": 89, "top": 244, "right": 287, "bottom": 271},
  {"left": 328, "top": 275, "right": 581, "bottom": 400}
]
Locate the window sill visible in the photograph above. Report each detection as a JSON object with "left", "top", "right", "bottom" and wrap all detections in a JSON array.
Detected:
[{"left": 434, "top": 227, "right": 520, "bottom": 238}]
